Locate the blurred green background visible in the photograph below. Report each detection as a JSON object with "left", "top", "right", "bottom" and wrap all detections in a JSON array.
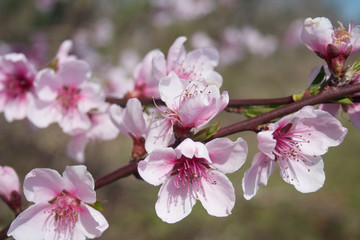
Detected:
[{"left": 0, "top": 0, "right": 360, "bottom": 239}]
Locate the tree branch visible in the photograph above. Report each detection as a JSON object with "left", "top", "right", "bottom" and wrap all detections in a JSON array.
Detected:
[{"left": 211, "top": 83, "right": 360, "bottom": 139}]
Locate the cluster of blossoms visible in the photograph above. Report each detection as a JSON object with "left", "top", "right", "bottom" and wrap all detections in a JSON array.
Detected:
[{"left": 0, "top": 16, "right": 359, "bottom": 239}]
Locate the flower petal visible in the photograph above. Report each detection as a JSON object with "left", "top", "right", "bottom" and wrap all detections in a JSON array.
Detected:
[
  {"left": 62, "top": 165, "right": 96, "bottom": 203},
  {"left": 155, "top": 176, "right": 196, "bottom": 223},
  {"left": 67, "top": 135, "right": 89, "bottom": 163},
  {"left": 138, "top": 148, "right": 176, "bottom": 186},
  {"left": 8, "top": 203, "right": 54, "bottom": 240},
  {"left": 77, "top": 204, "right": 109, "bottom": 239},
  {"left": 197, "top": 171, "right": 235, "bottom": 217},
  {"left": 145, "top": 118, "right": 174, "bottom": 153},
  {"left": 23, "top": 168, "right": 63, "bottom": 203},
  {"left": 206, "top": 137, "right": 248, "bottom": 174},
  {"left": 242, "top": 153, "right": 275, "bottom": 200},
  {"left": 280, "top": 155, "right": 325, "bottom": 193}
]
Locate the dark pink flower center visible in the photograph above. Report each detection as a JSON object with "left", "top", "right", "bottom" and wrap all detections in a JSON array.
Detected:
[
  {"left": 57, "top": 86, "right": 81, "bottom": 111},
  {"left": 272, "top": 122, "right": 315, "bottom": 181},
  {"left": 48, "top": 190, "right": 80, "bottom": 232},
  {"left": 5, "top": 74, "right": 34, "bottom": 99},
  {"left": 169, "top": 155, "right": 214, "bottom": 189}
]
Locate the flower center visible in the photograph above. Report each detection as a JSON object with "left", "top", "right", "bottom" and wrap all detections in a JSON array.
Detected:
[
  {"left": 48, "top": 190, "right": 80, "bottom": 232},
  {"left": 169, "top": 155, "right": 214, "bottom": 189},
  {"left": 5, "top": 74, "right": 33, "bottom": 99},
  {"left": 272, "top": 122, "right": 315, "bottom": 181},
  {"left": 57, "top": 86, "right": 81, "bottom": 112},
  {"left": 334, "top": 25, "right": 352, "bottom": 45}
]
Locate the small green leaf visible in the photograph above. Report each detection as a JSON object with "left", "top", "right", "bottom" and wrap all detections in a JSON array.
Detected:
[
  {"left": 307, "top": 66, "right": 325, "bottom": 90},
  {"left": 242, "top": 106, "right": 281, "bottom": 118},
  {"left": 192, "top": 122, "right": 220, "bottom": 141},
  {"left": 88, "top": 200, "right": 107, "bottom": 212},
  {"left": 332, "top": 97, "right": 353, "bottom": 105},
  {"left": 292, "top": 92, "right": 304, "bottom": 102}
]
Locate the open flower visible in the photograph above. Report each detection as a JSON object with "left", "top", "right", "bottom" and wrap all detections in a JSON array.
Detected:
[
  {"left": 67, "top": 104, "right": 119, "bottom": 163},
  {"left": 301, "top": 17, "right": 360, "bottom": 75},
  {"left": 138, "top": 137, "right": 247, "bottom": 223},
  {"left": 27, "top": 59, "right": 104, "bottom": 135},
  {"left": 145, "top": 73, "right": 228, "bottom": 152},
  {"left": 0, "top": 53, "right": 36, "bottom": 122},
  {"left": 153, "top": 36, "right": 223, "bottom": 87},
  {"left": 8, "top": 165, "right": 108, "bottom": 240},
  {"left": 242, "top": 106, "right": 347, "bottom": 200}
]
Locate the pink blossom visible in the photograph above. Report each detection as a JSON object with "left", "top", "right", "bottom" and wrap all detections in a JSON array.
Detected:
[
  {"left": 54, "top": 40, "right": 77, "bottom": 68},
  {"left": 242, "top": 106, "right": 347, "bottom": 200},
  {"left": 27, "top": 59, "right": 104, "bottom": 135},
  {"left": 301, "top": 17, "right": 360, "bottom": 75},
  {"left": 128, "top": 49, "right": 163, "bottom": 98},
  {"left": 241, "top": 26, "right": 278, "bottom": 58},
  {"left": 138, "top": 137, "right": 247, "bottom": 223},
  {"left": 0, "top": 166, "right": 20, "bottom": 203},
  {"left": 0, "top": 53, "right": 36, "bottom": 122},
  {"left": 8, "top": 165, "right": 108, "bottom": 240},
  {"left": 110, "top": 98, "right": 149, "bottom": 139},
  {"left": 153, "top": 36, "right": 223, "bottom": 87},
  {"left": 110, "top": 98, "right": 151, "bottom": 159},
  {"left": 67, "top": 105, "right": 119, "bottom": 163},
  {"left": 145, "top": 73, "right": 228, "bottom": 152},
  {"left": 282, "top": 19, "right": 304, "bottom": 49}
]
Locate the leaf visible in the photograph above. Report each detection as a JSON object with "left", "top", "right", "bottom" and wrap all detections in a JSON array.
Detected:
[
  {"left": 192, "top": 122, "right": 220, "bottom": 141},
  {"left": 332, "top": 97, "right": 353, "bottom": 105},
  {"left": 307, "top": 66, "right": 326, "bottom": 90},
  {"left": 292, "top": 92, "right": 304, "bottom": 101},
  {"left": 242, "top": 106, "right": 281, "bottom": 118},
  {"left": 88, "top": 200, "right": 107, "bottom": 212}
]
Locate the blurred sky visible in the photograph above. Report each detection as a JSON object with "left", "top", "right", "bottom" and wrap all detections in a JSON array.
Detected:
[{"left": 324, "top": 0, "right": 360, "bottom": 21}]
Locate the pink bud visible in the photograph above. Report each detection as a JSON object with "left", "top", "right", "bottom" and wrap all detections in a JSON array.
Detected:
[{"left": 0, "top": 166, "right": 21, "bottom": 213}]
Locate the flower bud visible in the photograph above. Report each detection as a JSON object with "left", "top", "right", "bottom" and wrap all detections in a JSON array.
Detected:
[{"left": 0, "top": 166, "right": 21, "bottom": 213}]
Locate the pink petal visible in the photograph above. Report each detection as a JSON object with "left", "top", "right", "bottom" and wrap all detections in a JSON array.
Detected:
[
  {"left": 67, "top": 135, "right": 89, "bottom": 163},
  {"left": 62, "top": 165, "right": 96, "bottom": 203},
  {"left": 27, "top": 100, "right": 62, "bottom": 128},
  {"left": 145, "top": 118, "right": 174, "bottom": 153},
  {"left": 152, "top": 51, "right": 167, "bottom": 81},
  {"left": 348, "top": 103, "right": 360, "bottom": 130},
  {"left": 77, "top": 204, "right": 109, "bottom": 239},
  {"left": 159, "top": 72, "right": 188, "bottom": 110},
  {"left": 197, "top": 171, "right": 235, "bottom": 217},
  {"left": 4, "top": 95, "right": 31, "bottom": 122},
  {"left": 176, "top": 138, "right": 210, "bottom": 161},
  {"left": 293, "top": 106, "right": 347, "bottom": 156},
  {"left": 242, "top": 153, "right": 275, "bottom": 200},
  {"left": 60, "top": 109, "right": 91, "bottom": 135},
  {"left": 178, "top": 85, "right": 228, "bottom": 128},
  {"left": 167, "top": 36, "right": 187, "bottom": 72},
  {"left": 138, "top": 148, "right": 176, "bottom": 186},
  {"left": 203, "top": 70, "right": 223, "bottom": 88},
  {"left": 110, "top": 98, "right": 147, "bottom": 138},
  {"left": 206, "top": 137, "right": 248, "bottom": 174},
  {"left": 23, "top": 168, "right": 63, "bottom": 203},
  {"left": 318, "top": 103, "right": 340, "bottom": 117},
  {"left": 77, "top": 82, "right": 104, "bottom": 113},
  {"left": 280, "top": 155, "right": 325, "bottom": 193},
  {"left": 57, "top": 60, "right": 91, "bottom": 87},
  {"left": 35, "top": 68, "right": 59, "bottom": 101},
  {"left": 257, "top": 126, "right": 277, "bottom": 159},
  {"left": 301, "top": 17, "right": 333, "bottom": 56},
  {"left": 8, "top": 203, "right": 54, "bottom": 240},
  {"left": 155, "top": 176, "right": 196, "bottom": 223}
]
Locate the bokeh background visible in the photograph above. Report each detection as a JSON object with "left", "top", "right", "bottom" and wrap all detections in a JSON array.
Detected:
[{"left": 0, "top": 0, "right": 360, "bottom": 239}]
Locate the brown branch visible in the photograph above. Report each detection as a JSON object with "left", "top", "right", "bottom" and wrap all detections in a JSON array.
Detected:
[
  {"left": 212, "top": 83, "right": 360, "bottom": 139},
  {"left": 94, "top": 160, "right": 140, "bottom": 190}
]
